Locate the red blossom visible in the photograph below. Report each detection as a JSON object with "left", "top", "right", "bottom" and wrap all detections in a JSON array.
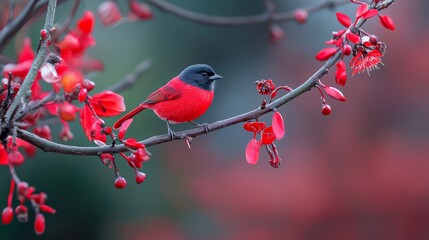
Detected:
[
  {"left": 114, "top": 177, "right": 127, "bottom": 189},
  {"left": 77, "top": 11, "right": 95, "bottom": 34},
  {"left": 88, "top": 91, "right": 125, "bottom": 117},
  {"left": 80, "top": 105, "right": 105, "bottom": 142},
  {"left": 350, "top": 49, "right": 383, "bottom": 75},
  {"left": 255, "top": 79, "right": 275, "bottom": 95},
  {"left": 336, "top": 12, "right": 351, "bottom": 27},
  {"left": 245, "top": 139, "right": 260, "bottom": 165},
  {"left": 135, "top": 172, "right": 147, "bottom": 184}
]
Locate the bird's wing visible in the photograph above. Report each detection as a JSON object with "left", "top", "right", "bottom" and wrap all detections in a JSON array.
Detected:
[{"left": 142, "top": 84, "right": 182, "bottom": 105}]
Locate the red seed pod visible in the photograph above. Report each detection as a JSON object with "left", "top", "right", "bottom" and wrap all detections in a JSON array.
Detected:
[
  {"left": 39, "top": 204, "right": 57, "bottom": 215},
  {"left": 114, "top": 177, "right": 127, "bottom": 189},
  {"left": 245, "top": 139, "right": 260, "bottom": 165},
  {"left": 272, "top": 111, "right": 285, "bottom": 140},
  {"left": 261, "top": 126, "right": 276, "bottom": 145},
  {"left": 293, "top": 9, "right": 308, "bottom": 24},
  {"left": 2, "top": 207, "right": 14, "bottom": 225},
  {"left": 369, "top": 35, "right": 378, "bottom": 45},
  {"left": 346, "top": 32, "right": 361, "bottom": 44},
  {"left": 103, "top": 126, "right": 112, "bottom": 135},
  {"left": 322, "top": 104, "right": 332, "bottom": 115},
  {"left": 34, "top": 213, "right": 45, "bottom": 235},
  {"left": 135, "top": 171, "right": 147, "bottom": 184}
]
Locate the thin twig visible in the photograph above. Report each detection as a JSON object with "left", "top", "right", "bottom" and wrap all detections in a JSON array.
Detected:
[
  {"left": 146, "top": 0, "right": 349, "bottom": 26},
  {"left": 107, "top": 59, "right": 152, "bottom": 93}
]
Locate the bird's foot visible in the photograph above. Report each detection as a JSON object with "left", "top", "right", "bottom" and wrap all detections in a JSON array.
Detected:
[
  {"left": 167, "top": 127, "right": 177, "bottom": 141},
  {"left": 189, "top": 121, "right": 211, "bottom": 134}
]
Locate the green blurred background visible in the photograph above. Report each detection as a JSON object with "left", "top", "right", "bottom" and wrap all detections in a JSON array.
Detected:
[{"left": 1, "top": 0, "right": 429, "bottom": 239}]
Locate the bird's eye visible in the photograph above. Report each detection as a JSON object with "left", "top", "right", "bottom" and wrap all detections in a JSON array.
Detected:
[{"left": 201, "top": 72, "right": 208, "bottom": 77}]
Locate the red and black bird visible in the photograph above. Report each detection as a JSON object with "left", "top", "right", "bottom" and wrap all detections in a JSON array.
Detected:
[{"left": 113, "top": 64, "right": 222, "bottom": 138}]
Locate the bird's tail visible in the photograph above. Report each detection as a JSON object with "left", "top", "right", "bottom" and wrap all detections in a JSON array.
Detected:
[{"left": 113, "top": 105, "right": 146, "bottom": 130}]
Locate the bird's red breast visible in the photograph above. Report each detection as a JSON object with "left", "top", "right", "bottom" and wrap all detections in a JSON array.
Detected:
[{"left": 141, "top": 76, "right": 214, "bottom": 123}]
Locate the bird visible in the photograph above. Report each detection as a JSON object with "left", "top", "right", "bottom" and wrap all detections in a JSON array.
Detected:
[{"left": 113, "top": 64, "right": 222, "bottom": 138}]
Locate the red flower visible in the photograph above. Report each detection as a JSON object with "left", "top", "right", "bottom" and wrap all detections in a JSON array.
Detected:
[
  {"left": 87, "top": 91, "right": 125, "bottom": 117},
  {"left": 350, "top": 49, "right": 383, "bottom": 75},
  {"left": 261, "top": 126, "right": 276, "bottom": 145},
  {"left": 2, "top": 38, "right": 35, "bottom": 79}
]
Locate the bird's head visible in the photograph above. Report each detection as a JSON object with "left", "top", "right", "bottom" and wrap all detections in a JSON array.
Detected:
[{"left": 179, "top": 64, "right": 222, "bottom": 91}]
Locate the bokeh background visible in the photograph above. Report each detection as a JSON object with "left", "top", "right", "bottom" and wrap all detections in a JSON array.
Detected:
[{"left": 1, "top": 0, "right": 429, "bottom": 239}]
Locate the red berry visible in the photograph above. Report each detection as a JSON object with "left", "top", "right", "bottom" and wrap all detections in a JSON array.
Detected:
[
  {"left": 34, "top": 213, "right": 45, "bottom": 235},
  {"left": 269, "top": 24, "right": 283, "bottom": 43},
  {"left": 342, "top": 44, "right": 352, "bottom": 56},
  {"left": 2, "top": 207, "right": 14, "bottom": 225},
  {"left": 114, "top": 177, "right": 127, "bottom": 189},
  {"left": 322, "top": 104, "right": 332, "bottom": 115},
  {"left": 40, "top": 29, "right": 48, "bottom": 39},
  {"left": 293, "top": 9, "right": 308, "bottom": 24},
  {"left": 135, "top": 172, "right": 147, "bottom": 184}
]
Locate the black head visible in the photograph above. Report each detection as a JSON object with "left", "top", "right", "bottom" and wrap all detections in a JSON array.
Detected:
[{"left": 178, "top": 64, "right": 222, "bottom": 91}]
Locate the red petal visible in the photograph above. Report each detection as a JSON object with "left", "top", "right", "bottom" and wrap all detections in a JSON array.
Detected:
[
  {"left": 315, "top": 48, "right": 338, "bottom": 61},
  {"left": 261, "top": 126, "right": 276, "bottom": 145},
  {"left": 80, "top": 105, "right": 97, "bottom": 141},
  {"left": 243, "top": 121, "right": 266, "bottom": 133},
  {"left": 18, "top": 38, "right": 35, "bottom": 63},
  {"left": 124, "top": 138, "right": 145, "bottom": 150},
  {"left": 336, "top": 12, "right": 351, "bottom": 27},
  {"left": 324, "top": 86, "right": 346, "bottom": 102},
  {"left": 272, "top": 111, "right": 285, "bottom": 140},
  {"left": 346, "top": 32, "right": 361, "bottom": 44},
  {"left": 245, "top": 139, "right": 260, "bottom": 165},
  {"left": 362, "top": 9, "right": 378, "bottom": 19},
  {"left": 379, "top": 15, "right": 395, "bottom": 31},
  {"left": 118, "top": 118, "right": 133, "bottom": 140},
  {"left": 89, "top": 91, "right": 126, "bottom": 117},
  {"left": 356, "top": 4, "right": 369, "bottom": 18}
]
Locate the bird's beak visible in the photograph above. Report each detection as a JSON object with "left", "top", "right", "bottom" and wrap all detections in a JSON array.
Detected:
[{"left": 210, "top": 74, "right": 223, "bottom": 81}]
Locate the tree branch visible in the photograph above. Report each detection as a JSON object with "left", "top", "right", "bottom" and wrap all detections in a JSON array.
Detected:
[
  {"left": 146, "top": 0, "right": 349, "bottom": 26},
  {"left": 106, "top": 59, "right": 152, "bottom": 93},
  {"left": 4, "top": 0, "right": 57, "bottom": 122}
]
